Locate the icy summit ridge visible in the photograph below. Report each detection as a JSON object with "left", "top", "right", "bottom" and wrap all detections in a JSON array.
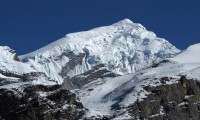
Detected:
[
  {"left": 20, "top": 19, "right": 180, "bottom": 84},
  {"left": 19, "top": 19, "right": 146, "bottom": 57},
  {"left": 113, "top": 18, "right": 145, "bottom": 29},
  {"left": 115, "top": 18, "right": 134, "bottom": 25}
]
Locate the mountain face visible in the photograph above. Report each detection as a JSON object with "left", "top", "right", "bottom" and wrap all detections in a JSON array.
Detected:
[
  {"left": 20, "top": 19, "right": 180, "bottom": 89},
  {"left": 0, "top": 46, "right": 85, "bottom": 120},
  {"left": 0, "top": 19, "right": 199, "bottom": 120},
  {"left": 76, "top": 43, "right": 200, "bottom": 119}
]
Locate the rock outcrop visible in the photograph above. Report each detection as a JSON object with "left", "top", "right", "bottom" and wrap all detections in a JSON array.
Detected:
[
  {"left": 64, "top": 64, "right": 118, "bottom": 89},
  {"left": 129, "top": 76, "right": 200, "bottom": 120},
  {"left": 0, "top": 85, "right": 85, "bottom": 120}
]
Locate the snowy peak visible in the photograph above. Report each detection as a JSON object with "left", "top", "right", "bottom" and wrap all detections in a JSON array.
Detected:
[
  {"left": 20, "top": 19, "right": 180, "bottom": 86},
  {"left": 1, "top": 19, "right": 200, "bottom": 119},
  {"left": 113, "top": 18, "right": 135, "bottom": 26},
  {"left": 113, "top": 18, "right": 145, "bottom": 30},
  {"left": 117, "top": 18, "right": 134, "bottom": 24}
]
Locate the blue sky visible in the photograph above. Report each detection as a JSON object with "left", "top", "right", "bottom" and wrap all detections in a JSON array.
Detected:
[{"left": 0, "top": 0, "right": 200, "bottom": 55}]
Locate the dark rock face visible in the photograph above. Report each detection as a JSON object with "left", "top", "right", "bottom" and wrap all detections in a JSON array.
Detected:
[
  {"left": 59, "top": 52, "right": 86, "bottom": 89},
  {"left": 129, "top": 76, "right": 200, "bottom": 120},
  {"left": 69, "top": 64, "right": 118, "bottom": 89},
  {"left": 6, "top": 48, "right": 20, "bottom": 61},
  {"left": 60, "top": 52, "right": 86, "bottom": 76},
  {"left": 13, "top": 54, "right": 20, "bottom": 61},
  {"left": 0, "top": 85, "right": 85, "bottom": 120}
]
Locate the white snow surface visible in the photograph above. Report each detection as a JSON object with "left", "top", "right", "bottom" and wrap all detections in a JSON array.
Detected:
[
  {"left": 171, "top": 43, "right": 200, "bottom": 80},
  {"left": 0, "top": 46, "right": 35, "bottom": 75},
  {"left": 20, "top": 19, "right": 180, "bottom": 84},
  {"left": 171, "top": 43, "right": 200, "bottom": 63},
  {"left": 75, "top": 43, "right": 200, "bottom": 118},
  {"left": 0, "top": 46, "right": 57, "bottom": 87}
]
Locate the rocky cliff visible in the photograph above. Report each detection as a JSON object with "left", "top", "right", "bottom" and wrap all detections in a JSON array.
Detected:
[
  {"left": 0, "top": 84, "right": 85, "bottom": 120},
  {"left": 129, "top": 76, "right": 200, "bottom": 120}
]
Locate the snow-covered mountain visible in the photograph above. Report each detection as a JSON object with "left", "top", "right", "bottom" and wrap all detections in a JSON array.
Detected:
[
  {"left": 0, "top": 18, "right": 199, "bottom": 120},
  {"left": 75, "top": 43, "right": 200, "bottom": 119},
  {"left": 20, "top": 19, "right": 180, "bottom": 88}
]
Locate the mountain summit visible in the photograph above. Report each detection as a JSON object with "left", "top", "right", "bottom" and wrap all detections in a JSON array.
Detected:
[{"left": 20, "top": 19, "right": 180, "bottom": 87}]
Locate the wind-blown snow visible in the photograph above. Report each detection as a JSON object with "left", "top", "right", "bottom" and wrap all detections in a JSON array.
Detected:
[{"left": 20, "top": 19, "right": 180, "bottom": 84}]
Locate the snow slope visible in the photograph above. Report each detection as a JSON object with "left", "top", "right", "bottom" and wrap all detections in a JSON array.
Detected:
[
  {"left": 171, "top": 43, "right": 200, "bottom": 63},
  {"left": 20, "top": 19, "right": 180, "bottom": 85},
  {"left": 75, "top": 43, "right": 200, "bottom": 118},
  {"left": 171, "top": 43, "right": 200, "bottom": 80},
  {"left": 0, "top": 46, "right": 35, "bottom": 74}
]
